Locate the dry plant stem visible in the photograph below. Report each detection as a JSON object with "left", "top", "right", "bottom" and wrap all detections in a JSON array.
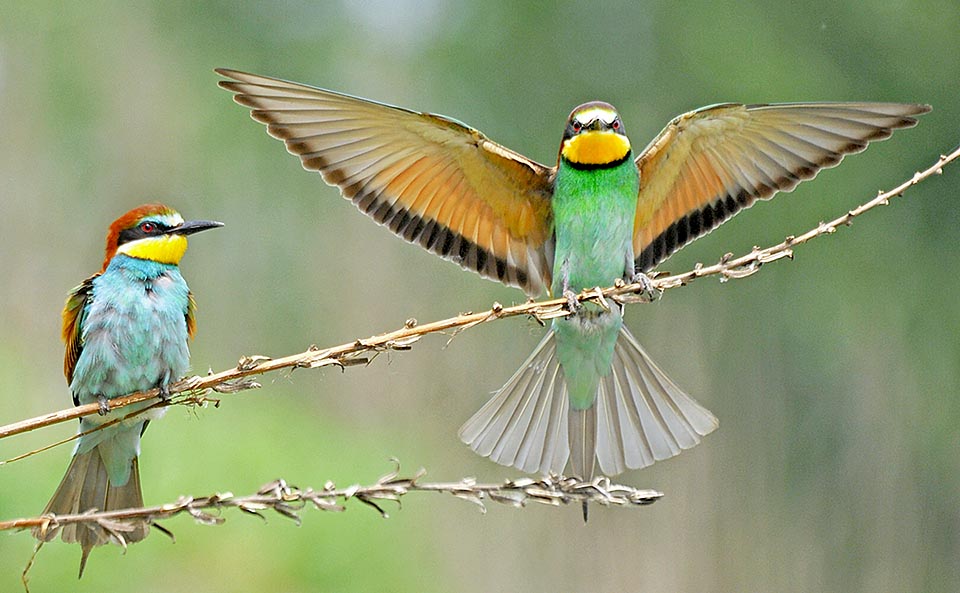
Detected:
[
  {"left": 0, "top": 469, "right": 663, "bottom": 534},
  {"left": 653, "top": 146, "right": 960, "bottom": 289},
  {"left": 1, "top": 146, "right": 957, "bottom": 443}
]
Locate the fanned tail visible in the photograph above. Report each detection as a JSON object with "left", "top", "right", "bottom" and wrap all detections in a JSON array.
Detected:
[
  {"left": 458, "top": 326, "right": 718, "bottom": 477},
  {"left": 32, "top": 449, "right": 148, "bottom": 577},
  {"left": 594, "top": 326, "right": 718, "bottom": 474},
  {"left": 458, "top": 332, "right": 569, "bottom": 474}
]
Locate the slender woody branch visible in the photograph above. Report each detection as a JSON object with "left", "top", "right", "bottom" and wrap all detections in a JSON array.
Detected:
[
  {"left": 0, "top": 466, "right": 662, "bottom": 535},
  {"left": 1, "top": 145, "right": 957, "bottom": 444}
]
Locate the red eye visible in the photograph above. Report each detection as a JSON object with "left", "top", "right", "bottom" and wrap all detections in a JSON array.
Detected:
[
  {"left": 572, "top": 121, "right": 582, "bottom": 132},
  {"left": 612, "top": 120, "right": 621, "bottom": 130},
  {"left": 140, "top": 222, "right": 157, "bottom": 233}
]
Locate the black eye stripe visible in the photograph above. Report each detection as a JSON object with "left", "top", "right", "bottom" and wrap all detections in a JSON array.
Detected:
[{"left": 117, "top": 221, "right": 172, "bottom": 246}]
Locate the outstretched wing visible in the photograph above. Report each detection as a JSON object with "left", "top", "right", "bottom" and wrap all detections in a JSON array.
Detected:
[
  {"left": 62, "top": 274, "right": 97, "bottom": 400},
  {"left": 632, "top": 102, "right": 931, "bottom": 271},
  {"left": 217, "top": 69, "right": 556, "bottom": 296}
]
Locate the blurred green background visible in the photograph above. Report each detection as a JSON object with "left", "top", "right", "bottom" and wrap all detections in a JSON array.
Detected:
[{"left": 1, "top": 1, "right": 958, "bottom": 591}]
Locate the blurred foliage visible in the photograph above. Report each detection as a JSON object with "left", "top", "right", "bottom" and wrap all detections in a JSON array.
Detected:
[{"left": 1, "top": 1, "right": 958, "bottom": 591}]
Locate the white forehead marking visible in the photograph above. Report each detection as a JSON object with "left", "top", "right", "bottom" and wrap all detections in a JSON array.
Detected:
[
  {"left": 153, "top": 212, "right": 185, "bottom": 227},
  {"left": 574, "top": 106, "right": 618, "bottom": 125}
]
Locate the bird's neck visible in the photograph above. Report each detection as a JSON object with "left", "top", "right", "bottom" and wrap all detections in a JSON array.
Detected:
[{"left": 106, "top": 253, "right": 181, "bottom": 279}]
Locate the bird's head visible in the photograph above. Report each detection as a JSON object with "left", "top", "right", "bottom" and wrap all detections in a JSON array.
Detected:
[
  {"left": 559, "top": 102, "right": 632, "bottom": 168},
  {"left": 102, "top": 204, "right": 223, "bottom": 270}
]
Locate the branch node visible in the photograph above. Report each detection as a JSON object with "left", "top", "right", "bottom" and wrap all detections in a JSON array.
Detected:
[
  {"left": 590, "top": 287, "right": 612, "bottom": 311},
  {"left": 237, "top": 355, "right": 271, "bottom": 371},
  {"left": 211, "top": 378, "right": 260, "bottom": 394}
]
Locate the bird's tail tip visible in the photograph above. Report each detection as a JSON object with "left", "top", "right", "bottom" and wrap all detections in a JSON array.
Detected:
[{"left": 33, "top": 449, "right": 149, "bottom": 577}]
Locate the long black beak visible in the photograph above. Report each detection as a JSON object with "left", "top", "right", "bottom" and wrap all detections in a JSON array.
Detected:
[{"left": 169, "top": 220, "right": 224, "bottom": 236}]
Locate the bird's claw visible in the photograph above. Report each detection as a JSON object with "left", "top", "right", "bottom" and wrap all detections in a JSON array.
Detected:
[
  {"left": 97, "top": 395, "right": 111, "bottom": 416},
  {"left": 158, "top": 383, "right": 171, "bottom": 402},
  {"left": 629, "top": 272, "right": 662, "bottom": 303}
]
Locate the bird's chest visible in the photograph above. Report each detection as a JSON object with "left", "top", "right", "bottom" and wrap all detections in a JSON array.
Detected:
[
  {"left": 72, "top": 268, "right": 191, "bottom": 399},
  {"left": 551, "top": 164, "right": 639, "bottom": 293}
]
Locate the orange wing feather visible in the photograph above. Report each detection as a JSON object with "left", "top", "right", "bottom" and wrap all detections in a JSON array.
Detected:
[
  {"left": 632, "top": 102, "right": 930, "bottom": 271},
  {"left": 186, "top": 292, "right": 198, "bottom": 339},
  {"left": 217, "top": 69, "right": 556, "bottom": 296},
  {"left": 62, "top": 275, "right": 96, "bottom": 401}
]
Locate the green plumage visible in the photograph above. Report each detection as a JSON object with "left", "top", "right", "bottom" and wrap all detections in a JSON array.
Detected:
[
  {"left": 551, "top": 158, "right": 639, "bottom": 410},
  {"left": 551, "top": 158, "right": 640, "bottom": 295},
  {"left": 460, "top": 109, "right": 718, "bottom": 481}
]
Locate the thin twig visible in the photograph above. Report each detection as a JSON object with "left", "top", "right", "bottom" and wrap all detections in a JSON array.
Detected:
[
  {"left": 650, "top": 146, "right": 959, "bottom": 289},
  {"left": 0, "top": 146, "right": 956, "bottom": 444},
  {"left": 0, "top": 465, "right": 663, "bottom": 536}
]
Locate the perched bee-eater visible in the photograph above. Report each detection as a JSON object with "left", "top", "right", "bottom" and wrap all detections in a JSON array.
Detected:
[
  {"left": 218, "top": 68, "right": 928, "bottom": 481},
  {"left": 33, "top": 204, "right": 222, "bottom": 575}
]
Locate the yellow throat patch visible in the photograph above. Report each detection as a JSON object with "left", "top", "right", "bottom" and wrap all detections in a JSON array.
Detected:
[
  {"left": 562, "top": 130, "right": 631, "bottom": 166},
  {"left": 117, "top": 234, "right": 188, "bottom": 265}
]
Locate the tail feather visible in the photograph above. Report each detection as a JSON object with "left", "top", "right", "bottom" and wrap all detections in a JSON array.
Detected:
[
  {"left": 459, "top": 333, "right": 569, "bottom": 474},
  {"left": 509, "top": 350, "right": 568, "bottom": 474},
  {"left": 33, "top": 449, "right": 148, "bottom": 577},
  {"left": 594, "top": 328, "right": 718, "bottom": 474},
  {"left": 459, "top": 326, "right": 718, "bottom": 477},
  {"left": 568, "top": 407, "right": 597, "bottom": 480}
]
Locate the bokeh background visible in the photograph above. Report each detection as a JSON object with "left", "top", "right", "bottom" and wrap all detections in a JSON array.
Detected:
[{"left": 1, "top": 1, "right": 958, "bottom": 591}]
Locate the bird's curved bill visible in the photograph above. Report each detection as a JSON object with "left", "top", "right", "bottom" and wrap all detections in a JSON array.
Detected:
[{"left": 170, "top": 220, "right": 224, "bottom": 235}]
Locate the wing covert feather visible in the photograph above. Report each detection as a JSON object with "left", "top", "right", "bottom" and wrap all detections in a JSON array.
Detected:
[{"left": 62, "top": 275, "right": 96, "bottom": 392}]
